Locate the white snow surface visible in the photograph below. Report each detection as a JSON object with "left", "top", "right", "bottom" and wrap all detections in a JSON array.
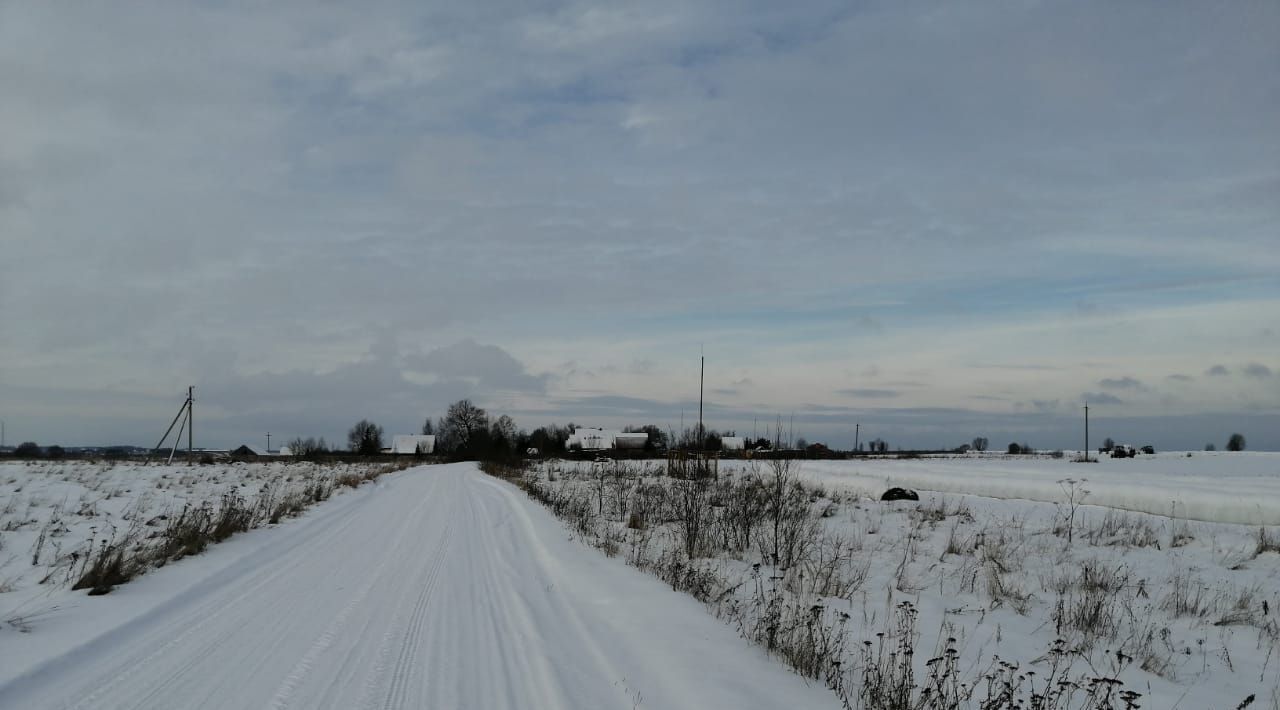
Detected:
[
  {"left": 790, "top": 451, "right": 1280, "bottom": 525},
  {"left": 0, "top": 463, "right": 839, "bottom": 709}
]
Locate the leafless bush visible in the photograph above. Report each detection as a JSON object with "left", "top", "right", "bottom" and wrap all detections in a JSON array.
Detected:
[
  {"left": 1162, "top": 573, "right": 1214, "bottom": 619},
  {"left": 797, "top": 532, "right": 870, "bottom": 598},
  {"left": 628, "top": 481, "right": 667, "bottom": 531},
  {"left": 1086, "top": 511, "right": 1160, "bottom": 549},
  {"left": 1256, "top": 527, "right": 1280, "bottom": 557},
  {"left": 713, "top": 471, "right": 768, "bottom": 555},
  {"left": 916, "top": 497, "right": 974, "bottom": 526},
  {"left": 1052, "top": 561, "right": 1134, "bottom": 645},
  {"left": 673, "top": 478, "right": 713, "bottom": 558}
]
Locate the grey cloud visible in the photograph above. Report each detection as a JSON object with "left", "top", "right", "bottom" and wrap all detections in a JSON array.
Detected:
[
  {"left": 1030, "top": 399, "right": 1062, "bottom": 413},
  {"left": 1166, "top": 374, "right": 1194, "bottom": 382},
  {"left": 406, "top": 340, "right": 548, "bottom": 392},
  {"left": 1099, "top": 376, "right": 1146, "bottom": 391},
  {"left": 837, "top": 388, "right": 900, "bottom": 399},
  {"left": 4, "top": 1, "right": 1279, "bottom": 449},
  {"left": 1082, "top": 392, "right": 1124, "bottom": 405},
  {"left": 1205, "top": 365, "right": 1231, "bottom": 376},
  {"left": 1243, "top": 363, "right": 1273, "bottom": 378},
  {"left": 854, "top": 315, "right": 885, "bottom": 332},
  {"left": 970, "top": 363, "right": 1063, "bottom": 372}
]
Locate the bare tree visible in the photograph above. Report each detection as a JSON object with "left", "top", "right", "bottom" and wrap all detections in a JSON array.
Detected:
[
  {"left": 439, "top": 399, "right": 489, "bottom": 454},
  {"left": 287, "top": 436, "right": 329, "bottom": 459},
  {"left": 1227, "top": 433, "right": 1246, "bottom": 452},
  {"left": 347, "top": 420, "right": 383, "bottom": 455},
  {"left": 490, "top": 414, "right": 517, "bottom": 451}
]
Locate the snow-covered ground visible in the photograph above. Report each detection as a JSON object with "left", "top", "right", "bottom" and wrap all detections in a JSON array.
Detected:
[
  {"left": 791, "top": 451, "right": 1280, "bottom": 525},
  {"left": 4, "top": 455, "right": 1277, "bottom": 708},
  {"left": 0, "top": 459, "right": 391, "bottom": 619},
  {"left": 0, "top": 463, "right": 840, "bottom": 709},
  {"left": 533, "top": 455, "right": 1280, "bottom": 708}
]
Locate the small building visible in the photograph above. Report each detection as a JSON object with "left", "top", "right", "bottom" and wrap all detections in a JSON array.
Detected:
[
  {"left": 391, "top": 435, "right": 435, "bottom": 455},
  {"left": 232, "top": 445, "right": 268, "bottom": 458},
  {"left": 567, "top": 427, "right": 619, "bottom": 451},
  {"left": 720, "top": 436, "right": 745, "bottom": 451},
  {"left": 614, "top": 433, "right": 650, "bottom": 450}
]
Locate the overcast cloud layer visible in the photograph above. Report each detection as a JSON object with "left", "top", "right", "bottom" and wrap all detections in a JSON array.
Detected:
[{"left": 2, "top": 1, "right": 1278, "bottom": 450}]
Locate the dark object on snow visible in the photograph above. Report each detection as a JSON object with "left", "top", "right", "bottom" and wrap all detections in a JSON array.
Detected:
[
  {"left": 881, "top": 487, "right": 920, "bottom": 502},
  {"left": 1140, "top": 445, "right": 1155, "bottom": 455}
]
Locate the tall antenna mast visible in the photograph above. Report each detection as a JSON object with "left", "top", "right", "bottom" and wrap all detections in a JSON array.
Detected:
[
  {"left": 698, "top": 347, "right": 705, "bottom": 451},
  {"left": 1083, "top": 401, "right": 1090, "bottom": 463}
]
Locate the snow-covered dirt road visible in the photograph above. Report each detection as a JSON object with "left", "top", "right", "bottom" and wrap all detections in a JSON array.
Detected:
[{"left": 0, "top": 463, "right": 837, "bottom": 710}]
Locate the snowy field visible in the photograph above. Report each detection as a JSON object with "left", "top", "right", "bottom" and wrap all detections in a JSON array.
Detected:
[
  {"left": 0, "top": 459, "right": 398, "bottom": 633},
  {"left": 0, "top": 464, "right": 840, "bottom": 709},
  {"left": 788, "top": 451, "right": 1280, "bottom": 526},
  {"left": 3, "top": 455, "right": 1278, "bottom": 708},
  {"left": 531, "top": 455, "right": 1280, "bottom": 708}
]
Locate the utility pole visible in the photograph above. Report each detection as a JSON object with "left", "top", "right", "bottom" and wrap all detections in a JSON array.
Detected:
[
  {"left": 266, "top": 432, "right": 272, "bottom": 454},
  {"left": 854, "top": 422, "right": 860, "bottom": 454},
  {"left": 187, "top": 386, "right": 193, "bottom": 465},
  {"left": 698, "top": 351, "right": 705, "bottom": 451},
  {"left": 1083, "top": 402, "right": 1090, "bottom": 463}
]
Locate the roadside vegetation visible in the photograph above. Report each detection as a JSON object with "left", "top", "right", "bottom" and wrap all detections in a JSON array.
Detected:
[
  {"left": 1, "top": 459, "right": 410, "bottom": 612},
  {"left": 484, "top": 458, "right": 1280, "bottom": 709}
]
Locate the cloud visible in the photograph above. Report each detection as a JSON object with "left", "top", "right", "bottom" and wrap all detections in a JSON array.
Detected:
[
  {"left": 1031, "top": 399, "right": 1062, "bottom": 413},
  {"left": 837, "top": 389, "right": 900, "bottom": 399},
  {"left": 1165, "top": 373, "right": 1194, "bottom": 382},
  {"left": 1243, "top": 362, "right": 1273, "bottom": 378},
  {"left": 406, "top": 339, "right": 548, "bottom": 392},
  {"left": 970, "top": 363, "right": 1063, "bottom": 372},
  {"left": 1099, "top": 376, "right": 1146, "bottom": 391},
  {"left": 1082, "top": 392, "right": 1124, "bottom": 405},
  {"left": 853, "top": 315, "right": 885, "bottom": 333},
  {"left": 1205, "top": 365, "right": 1231, "bottom": 376},
  {"left": 3, "top": 1, "right": 1279, "bottom": 449}
]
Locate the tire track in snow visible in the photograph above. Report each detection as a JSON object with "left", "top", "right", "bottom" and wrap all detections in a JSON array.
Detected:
[
  {"left": 375, "top": 473, "right": 458, "bottom": 710},
  {"left": 56, "top": 487, "right": 377, "bottom": 710},
  {"left": 266, "top": 477, "right": 442, "bottom": 710}
]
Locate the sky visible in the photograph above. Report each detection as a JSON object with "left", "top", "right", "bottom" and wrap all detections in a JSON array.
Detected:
[{"left": 1, "top": 0, "right": 1278, "bottom": 452}]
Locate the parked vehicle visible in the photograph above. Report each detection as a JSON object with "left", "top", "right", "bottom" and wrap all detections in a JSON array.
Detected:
[
  {"left": 1111, "top": 444, "right": 1136, "bottom": 458},
  {"left": 1140, "top": 445, "right": 1155, "bottom": 455}
]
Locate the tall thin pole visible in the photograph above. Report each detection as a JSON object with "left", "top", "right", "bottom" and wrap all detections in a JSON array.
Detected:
[
  {"left": 1083, "top": 402, "right": 1090, "bottom": 462},
  {"left": 187, "top": 386, "right": 194, "bottom": 465},
  {"left": 698, "top": 353, "right": 704, "bottom": 451},
  {"left": 854, "top": 422, "right": 860, "bottom": 454},
  {"left": 266, "top": 431, "right": 272, "bottom": 453}
]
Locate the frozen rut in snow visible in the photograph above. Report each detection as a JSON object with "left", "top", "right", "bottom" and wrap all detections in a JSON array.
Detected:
[{"left": 0, "top": 463, "right": 837, "bottom": 710}]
